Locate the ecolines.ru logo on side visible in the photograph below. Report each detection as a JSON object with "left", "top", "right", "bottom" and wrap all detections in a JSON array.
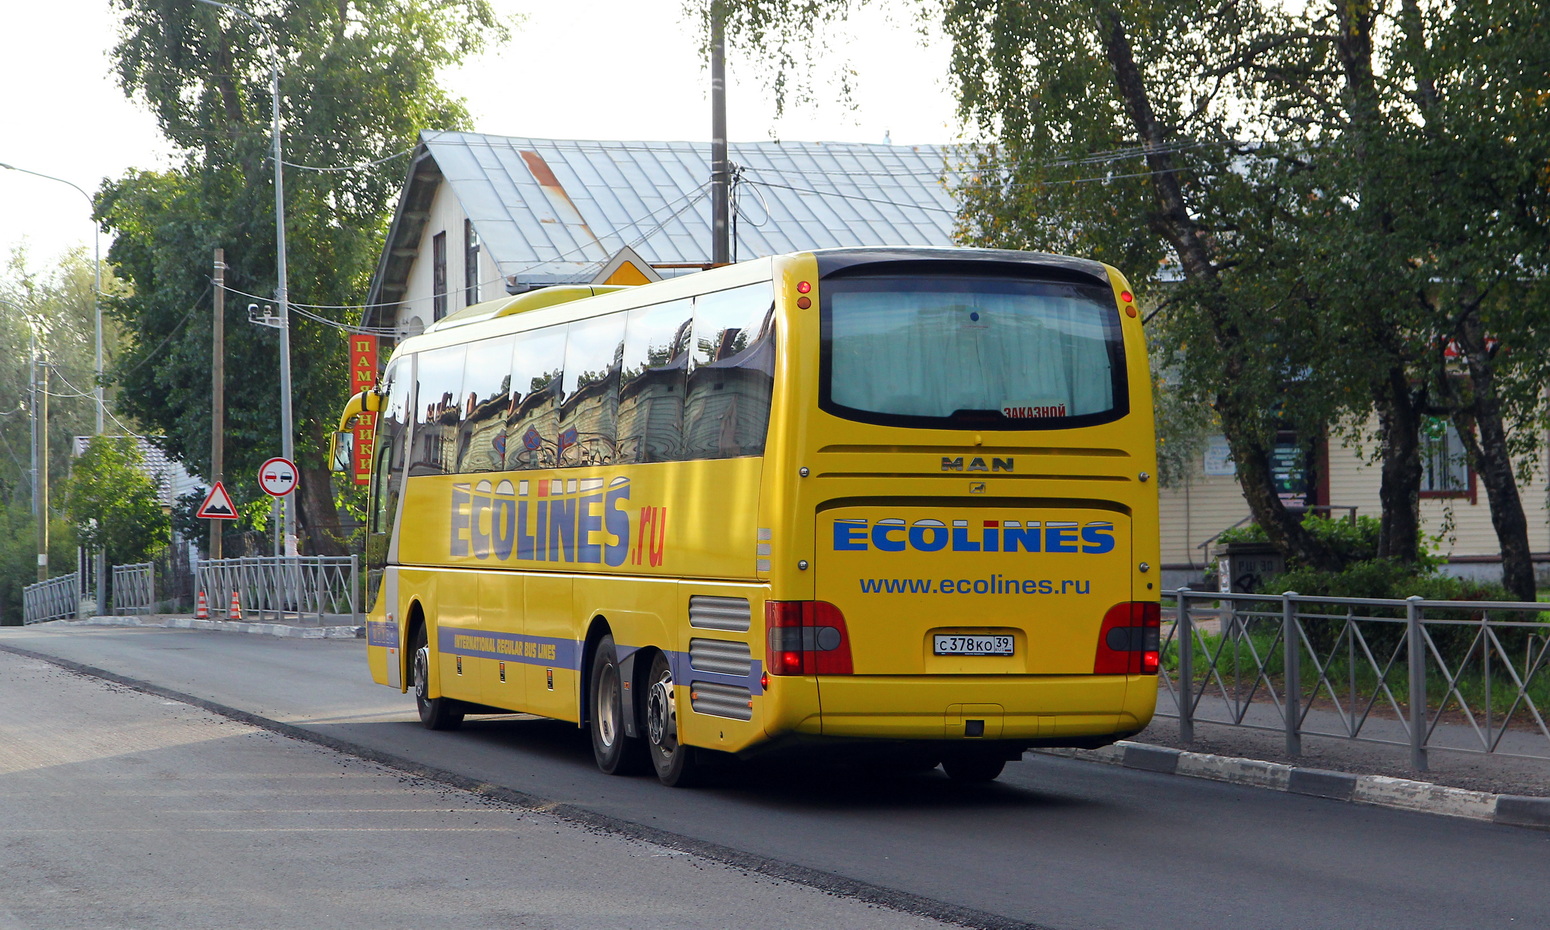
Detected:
[
  {"left": 832, "top": 518, "right": 1116, "bottom": 554},
  {"left": 449, "top": 475, "right": 669, "bottom": 568}
]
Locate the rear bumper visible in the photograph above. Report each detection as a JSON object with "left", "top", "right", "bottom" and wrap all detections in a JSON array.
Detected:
[{"left": 790, "top": 673, "right": 1156, "bottom": 742}]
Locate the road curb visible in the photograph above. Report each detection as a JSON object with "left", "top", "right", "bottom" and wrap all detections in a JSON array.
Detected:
[
  {"left": 55, "top": 615, "right": 364, "bottom": 640},
  {"left": 1494, "top": 795, "right": 1550, "bottom": 829},
  {"left": 1041, "top": 740, "right": 1545, "bottom": 829}
]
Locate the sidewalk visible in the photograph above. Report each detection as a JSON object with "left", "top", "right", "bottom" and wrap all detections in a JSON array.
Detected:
[
  {"left": 58, "top": 612, "right": 363, "bottom": 640},
  {"left": 53, "top": 612, "right": 1550, "bottom": 828}
]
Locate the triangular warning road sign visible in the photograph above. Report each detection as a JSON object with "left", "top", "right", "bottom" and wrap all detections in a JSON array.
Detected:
[{"left": 196, "top": 482, "right": 240, "bottom": 520}]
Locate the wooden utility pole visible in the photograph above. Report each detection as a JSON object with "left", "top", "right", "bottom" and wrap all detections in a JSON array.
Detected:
[
  {"left": 710, "top": 1, "right": 731, "bottom": 265},
  {"left": 211, "top": 249, "right": 226, "bottom": 559}
]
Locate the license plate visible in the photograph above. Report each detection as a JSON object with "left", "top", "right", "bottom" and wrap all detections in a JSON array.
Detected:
[{"left": 933, "top": 634, "right": 1014, "bottom": 656}]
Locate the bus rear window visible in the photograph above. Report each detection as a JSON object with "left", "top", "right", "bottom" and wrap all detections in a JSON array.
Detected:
[{"left": 821, "top": 274, "right": 1126, "bottom": 429}]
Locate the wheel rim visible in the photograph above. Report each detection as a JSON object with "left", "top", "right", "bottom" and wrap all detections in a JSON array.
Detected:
[
  {"left": 596, "top": 662, "right": 620, "bottom": 749},
  {"left": 646, "top": 668, "right": 676, "bottom": 753},
  {"left": 413, "top": 645, "right": 430, "bottom": 702}
]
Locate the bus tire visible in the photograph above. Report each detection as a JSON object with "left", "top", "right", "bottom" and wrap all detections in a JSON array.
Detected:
[
  {"left": 589, "top": 634, "right": 646, "bottom": 775},
  {"left": 942, "top": 751, "right": 1005, "bottom": 783},
  {"left": 412, "top": 625, "right": 464, "bottom": 731},
  {"left": 645, "top": 650, "right": 700, "bottom": 787}
]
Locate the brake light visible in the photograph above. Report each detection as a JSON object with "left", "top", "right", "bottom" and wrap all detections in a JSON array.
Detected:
[
  {"left": 765, "top": 600, "right": 854, "bottom": 675},
  {"left": 1094, "top": 601, "right": 1161, "bottom": 675}
]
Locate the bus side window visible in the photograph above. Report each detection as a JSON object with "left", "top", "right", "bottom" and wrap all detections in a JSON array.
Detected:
[
  {"left": 410, "top": 345, "right": 467, "bottom": 476},
  {"left": 683, "top": 283, "right": 776, "bottom": 460},
  {"left": 455, "top": 335, "right": 515, "bottom": 474},
  {"left": 367, "top": 358, "right": 411, "bottom": 609},
  {"left": 558, "top": 314, "right": 625, "bottom": 467},
  {"left": 505, "top": 325, "right": 567, "bottom": 470},
  {"left": 617, "top": 300, "right": 691, "bottom": 464}
]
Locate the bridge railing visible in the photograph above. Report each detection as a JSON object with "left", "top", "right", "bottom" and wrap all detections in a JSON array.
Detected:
[
  {"left": 194, "top": 556, "right": 359, "bottom": 627},
  {"left": 22, "top": 573, "right": 82, "bottom": 625},
  {"left": 111, "top": 562, "right": 157, "bottom": 615}
]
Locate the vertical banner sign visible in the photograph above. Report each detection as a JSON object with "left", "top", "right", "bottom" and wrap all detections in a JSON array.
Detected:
[{"left": 349, "top": 334, "right": 379, "bottom": 486}]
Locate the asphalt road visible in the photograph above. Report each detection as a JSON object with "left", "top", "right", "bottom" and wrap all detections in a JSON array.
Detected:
[
  {"left": 5, "top": 624, "right": 1548, "bottom": 930},
  {"left": 0, "top": 647, "right": 944, "bottom": 930}
]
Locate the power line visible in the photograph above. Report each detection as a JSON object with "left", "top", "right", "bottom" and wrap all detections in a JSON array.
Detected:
[
  {"left": 114, "top": 282, "right": 213, "bottom": 382},
  {"left": 48, "top": 368, "right": 147, "bottom": 440},
  {"left": 216, "top": 181, "right": 718, "bottom": 321},
  {"left": 281, "top": 148, "right": 414, "bottom": 173},
  {"left": 743, "top": 180, "right": 958, "bottom": 215}
]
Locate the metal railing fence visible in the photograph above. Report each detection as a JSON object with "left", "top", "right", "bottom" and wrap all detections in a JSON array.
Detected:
[
  {"left": 194, "top": 556, "right": 359, "bottom": 627},
  {"left": 1159, "top": 588, "right": 1550, "bottom": 771},
  {"left": 22, "top": 573, "right": 82, "bottom": 625},
  {"left": 111, "top": 562, "right": 156, "bottom": 615}
]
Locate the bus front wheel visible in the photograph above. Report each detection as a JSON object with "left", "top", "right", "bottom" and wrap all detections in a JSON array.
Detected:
[
  {"left": 412, "top": 626, "right": 464, "bottom": 731},
  {"left": 645, "top": 651, "right": 700, "bottom": 787},
  {"left": 589, "top": 634, "right": 646, "bottom": 775}
]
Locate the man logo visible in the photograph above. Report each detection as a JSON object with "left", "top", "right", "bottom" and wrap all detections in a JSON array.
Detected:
[{"left": 941, "top": 457, "right": 1014, "bottom": 473}]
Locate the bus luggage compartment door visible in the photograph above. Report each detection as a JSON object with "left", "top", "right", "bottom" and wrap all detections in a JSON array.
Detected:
[{"left": 816, "top": 505, "right": 1133, "bottom": 677}]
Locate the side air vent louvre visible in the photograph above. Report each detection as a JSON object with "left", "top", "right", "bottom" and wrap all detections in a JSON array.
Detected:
[
  {"left": 688, "top": 595, "right": 751, "bottom": 632},
  {"left": 690, "top": 681, "right": 754, "bottom": 721},
  {"left": 689, "top": 638, "right": 754, "bottom": 677}
]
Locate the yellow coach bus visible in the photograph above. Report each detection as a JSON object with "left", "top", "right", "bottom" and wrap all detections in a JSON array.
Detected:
[{"left": 336, "top": 247, "right": 1160, "bottom": 786}]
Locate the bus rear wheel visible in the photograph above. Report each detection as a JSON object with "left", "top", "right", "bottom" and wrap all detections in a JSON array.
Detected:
[
  {"left": 589, "top": 634, "right": 646, "bottom": 775},
  {"left": 412, "top": 625, "right": 464, "bottom": 731},
  {"left": 645, "top": 651, "right": 700, "bottom": 787}
]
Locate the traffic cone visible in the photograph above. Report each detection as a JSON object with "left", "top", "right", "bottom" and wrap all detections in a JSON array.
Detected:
[
  {"left": 194, "top": 591, "right": 209, "bottom": 620},
  {"left": 228, "top": 590, "right": 243, "bottom": 621}
]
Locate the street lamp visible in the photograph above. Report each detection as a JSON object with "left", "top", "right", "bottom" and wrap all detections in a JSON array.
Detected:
[
  {"left": 0, "top": 162, "right": 103, "bottom": 435},
  {"left": 195, "top": 0, "right": 296, "bottom": 556}
]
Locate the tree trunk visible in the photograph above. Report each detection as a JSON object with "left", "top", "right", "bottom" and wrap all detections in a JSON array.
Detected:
[
  {"left": 1373, "top": 365, "right": 1424, "bottom": 563},
  {"left": 1336, "top": 0, "right": 1427, "bottom": 567},
  {"left": 295, "top": 421, "right": 348, "bottom": 556},
  {"left": 1452, "top": 318, "right": 1536, "bottom": 601},
  {"left": 1100, "top": 10, "right": 1339, "bottom": 572}
]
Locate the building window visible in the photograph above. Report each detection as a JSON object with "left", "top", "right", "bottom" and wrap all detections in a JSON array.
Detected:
[
  {"left": 464, "top": 219, "right": 481, "bottom": 307},
  {"left": 432, "top": 231, "right": 448, "bottom": 321},
  {"left": 1420, "top": 417, "right": 1472, "bottom": 498}
]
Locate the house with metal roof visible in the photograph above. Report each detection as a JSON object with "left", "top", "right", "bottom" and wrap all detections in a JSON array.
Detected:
[{"left": 362, "top": 130, "right": 960, "bottom": 335}]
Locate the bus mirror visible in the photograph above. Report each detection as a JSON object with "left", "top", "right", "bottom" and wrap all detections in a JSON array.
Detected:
[
  {"left": 336, "top": 389, "right": 382, "bottom": 433},
  {"left": 330, "top": 430, "right": 354, "bottom": 473}
]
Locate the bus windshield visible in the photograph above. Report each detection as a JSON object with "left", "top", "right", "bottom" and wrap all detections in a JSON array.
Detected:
[{"left": 821, "top": 274, "right": 1126, "bottom": 429}]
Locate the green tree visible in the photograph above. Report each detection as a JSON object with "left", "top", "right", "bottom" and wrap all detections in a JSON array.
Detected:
[
  {"left": 1275, "top": 0, "right": 1550, "bottom": 598},
  {"left": 100, "top": 0, "right": 506, "bottom": 554},
  {"left": 62, "top": 436, "right": 170, "bottom": 567},
  {"left": 715, "top": 0, "right": 1550, "bottom": 590},
  {"left": 716, "top": 0, "right": 1347, "bottom": 570},
  {"left": 0, "top": 247, "right": 129, "bottom": 505}
]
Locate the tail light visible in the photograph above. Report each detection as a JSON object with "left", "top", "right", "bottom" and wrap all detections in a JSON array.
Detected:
[
  {"left": 1094, "top": 601, "right": 1161, "bottom": 675},
  {"left": 765, "top": 600, "right": 854, "bottom": 675}
]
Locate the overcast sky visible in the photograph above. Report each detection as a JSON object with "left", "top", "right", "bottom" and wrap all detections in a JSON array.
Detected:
[{"left": 0, "top": 0, "right": 959, "bottom": 272}]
